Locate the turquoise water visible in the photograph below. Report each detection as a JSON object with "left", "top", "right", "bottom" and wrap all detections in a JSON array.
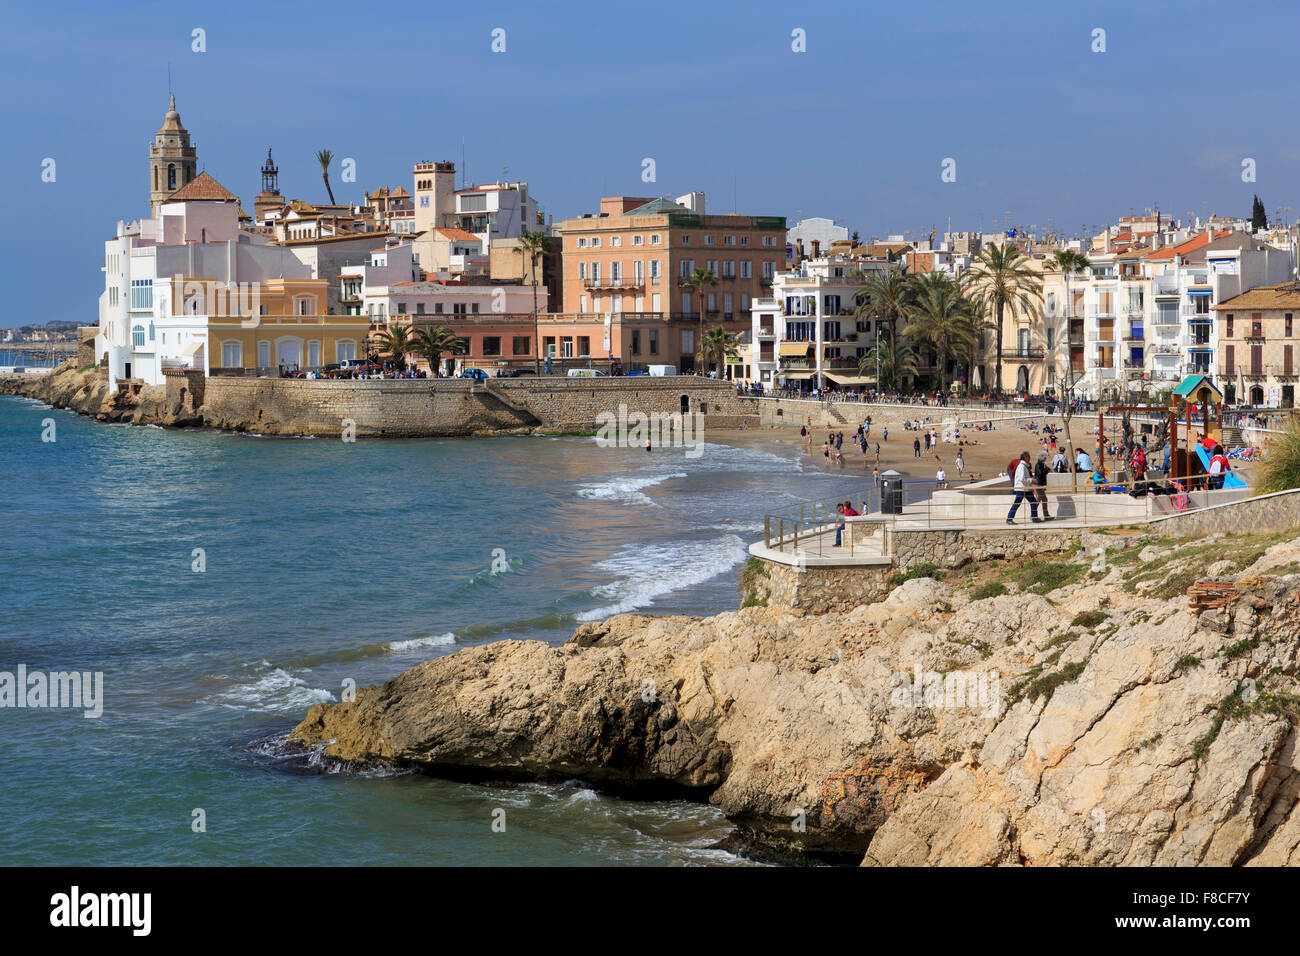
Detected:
[{"left": 0, "top": 396, "right": 863, "bottom": 865}]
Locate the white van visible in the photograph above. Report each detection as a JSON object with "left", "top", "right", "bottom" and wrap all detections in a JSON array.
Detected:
[
  {"left": 566, "top": 368, "right": 606, "bottom": 378},
  {"left": 647, "top": 364, "right": 678, "bottom": 377}
]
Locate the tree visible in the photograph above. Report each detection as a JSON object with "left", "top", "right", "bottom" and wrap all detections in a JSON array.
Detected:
[
  {"left": 679, "top": 268, "right": 718, "bottom": 372},
  {"left": 851, "top": 230, "right": 861, "bottom": 244},
  {"left": 901, "top": 273, "right": 977, "bottom": 392},
  {"left": 375, "top": 322, "right": 413, "bottom": 371},
  {"left": 696, "top": 326, "right": 739, "bottom": 376},
  {"left": 316, "top": 149, "right": 336, "bottom": 205},
  {"left": 854, "top": 267, "right": 913, "bottom": 349},
  {"left": 1044, "top": 249, "right": 1092, "bottom": 491},
  {"left": 514, "top": 230, "right": 549, "bottom": 375},
  {"left": 966, "top": 243, "right": 1043, "bottom": 396},
  {"left": 411, "top": 325, "right": 465, "bottom": 376},
  {"left": 859, "top": 336, "right": 919, "bottom": 393},
  {"left": 1251, "top": 195, "right": 1268, "bottom": 231}
]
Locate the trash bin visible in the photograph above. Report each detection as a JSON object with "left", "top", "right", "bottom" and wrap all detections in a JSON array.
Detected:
[{"left": 880, "top": 470, "right": 904, "bottom": 514}]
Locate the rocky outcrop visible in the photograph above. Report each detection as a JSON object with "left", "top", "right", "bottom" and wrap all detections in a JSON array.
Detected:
[
  {"left": 0, "top": 361, "right": 193, "bottom": 426},
  {"left": 292, "top": 528, "right": 1300, "bottom": 865}
]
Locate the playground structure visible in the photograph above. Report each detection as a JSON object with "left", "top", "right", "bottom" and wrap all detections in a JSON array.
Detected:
[{"left": 1096, "top": 374, "right": 1246, "bottom": 491}]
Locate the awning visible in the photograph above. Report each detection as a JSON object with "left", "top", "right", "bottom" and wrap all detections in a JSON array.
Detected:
[
  {"left": 779, "top": 370, "right": 816, "bottom": 379},
  {"left": 181, "top": 340, "right": 205, "bottom": 357},
  {"left": 779, "top": 342, "right": 811, "bottom": 356},
  {"left": 824, "top": 372, "right": 876, "bottom": 386}
]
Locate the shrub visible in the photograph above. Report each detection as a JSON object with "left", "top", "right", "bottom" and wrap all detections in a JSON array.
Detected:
[
  {"left": 972, "top": 581, "right": 1008, "bottom": 600},
  {"left": 1256, "top": 418, "right": 1300, "bottom": 494},
  {"left": 1070, "top": 610, "right": 1107, "bottom": 629}
]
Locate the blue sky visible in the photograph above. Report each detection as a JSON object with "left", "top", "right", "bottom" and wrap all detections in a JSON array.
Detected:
[{"left": 4, "top": 0, "right": 1298, "bottom": 327}]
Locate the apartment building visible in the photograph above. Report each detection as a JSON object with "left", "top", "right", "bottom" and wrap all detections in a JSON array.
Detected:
[
  {"left": 412, "top": 161, "right": 541, "bottom": 251},
  {"left": 1214, "top": 282, "right": 1300, "bottom": 407},
  {"left": 555, "top": 195, "right": 785, "bottom": 371},
  {"left": 748, "top": 256, "right": 890, "bottom": 390}
]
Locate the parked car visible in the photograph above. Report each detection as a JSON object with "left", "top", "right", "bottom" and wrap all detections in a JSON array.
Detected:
[
  {"left": 625, "top": 369, "right": 647, "bottom": 376},
  {"left": 567, "top": 368, "right": 606, "bottom": 378},
  {"left": 464, "top": 368, "right": 490, "bottom": 381}
]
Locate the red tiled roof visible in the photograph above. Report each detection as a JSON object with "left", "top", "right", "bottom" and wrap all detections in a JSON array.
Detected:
[
  {"left": 436, "top": 228, "right": 480, "bottom": 242},
  {"left": 1143, "top": 231, "right": 1229, "bottom": 261},
  {"left": 167, "top": 171, "right": 240, "bottom": 203}
]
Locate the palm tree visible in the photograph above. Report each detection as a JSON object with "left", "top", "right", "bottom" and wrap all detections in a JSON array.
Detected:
[
  {"left": 411, "top": 325, "right": 466, "bottom": 376},
  {"left": 514, "top": 230, "right": 549, "bottom": 375},
  {"left": 679, "top": 268, "right": 718, "bottom": 372},
  {"left": 859, "top": 336, "right": 919, "bottom": 393},
  {"left": 316, "top": 149, "right": 336, "bottom": 205},
  {"left": 375, "top": 322, "right": 413, "bottom": 371},
  {"left": 854, "top": 267, "right": 912, "bottom": 348},
  {"left": 958, "top": 289, "right": 995, "bottom": 395},
  {"left": 1044, "top": 248, "right": 1092, "bottom": 491},
  {"left": 902, "top": 273, "right": 977, "bottom": 391},
  {"left": 696, "top": 326, "right": 739, "bottom": 376},
  {"left": 966, "top": 243, "right": 1043, "bottom": 395}
]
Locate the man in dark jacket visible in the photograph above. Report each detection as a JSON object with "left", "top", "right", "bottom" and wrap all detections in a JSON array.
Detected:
[{"left": 1034, "top": 450, "right": 1054, "bottom": 520}]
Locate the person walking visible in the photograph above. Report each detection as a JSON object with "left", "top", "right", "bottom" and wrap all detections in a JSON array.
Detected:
[
  {"left": 955, "top": 451, "right": 964, "bottom": 476},
  {"left": 1007, "top": 452, "right": 1040, "bottom": 524},
  {"left": 913, "top": 437, "right": 922, "bottom": 459},
  {"left": 1034, "top": 450, "right": 1053, "bottom": 520}
]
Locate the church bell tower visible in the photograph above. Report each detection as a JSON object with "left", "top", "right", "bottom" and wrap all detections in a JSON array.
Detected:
[{"left": 149, "top": 94, "right": 198, "bottom": 216}]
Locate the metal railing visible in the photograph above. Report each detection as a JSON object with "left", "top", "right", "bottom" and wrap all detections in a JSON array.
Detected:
[{"left": 761, "top": 476, "right": 1250, "bottom": 550}]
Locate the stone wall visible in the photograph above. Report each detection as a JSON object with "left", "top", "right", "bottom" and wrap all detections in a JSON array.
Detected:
[
  {"left": 196, "top": 376, "right": 758, "bottom": 437},
  {"left": 887, "top": 527, "right": 1079, "bottom": 570},
  {"left": 761, "top": 560, "right": 894, "bottom": 614},
  {"left": 1150, "top": 487, "right": 1300, "bottom": 538}
]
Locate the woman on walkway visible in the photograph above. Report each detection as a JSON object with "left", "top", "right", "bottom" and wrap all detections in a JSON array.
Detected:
[{"left": 1034, "top": 450, "right": 1053, "bottom": 520}]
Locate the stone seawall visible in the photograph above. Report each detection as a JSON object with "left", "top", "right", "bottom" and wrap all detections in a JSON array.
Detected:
[
  {"left": 887, "top": 527, "right": 1080, "bottom": 570},
  {"left": 194, "top": 375, "right": 760, "bottom": 437}
]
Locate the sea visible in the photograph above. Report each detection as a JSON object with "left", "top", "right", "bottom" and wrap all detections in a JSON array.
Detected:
[{"left": 0, "top": 395, "right": 869, "bottom": 865}]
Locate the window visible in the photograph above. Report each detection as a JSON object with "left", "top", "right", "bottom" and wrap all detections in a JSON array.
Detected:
[
  {"left": 482, "top": 336, "right": 501, "bottom": 356},
  {"left": 631, "top": 330, "right": 641, "bottom": 355},
  {"left": 763, "top": 236, "right": 776, "bottom": 247},
  {"left": 634, "top": 260, "right": 644, "bottom": 285},
  {"left": 610, "top": 261, "right": 622, "bottom": 282},
  {"left": 453, "top": 304, "right": 466, "bottom": 315},
  {"left": 578, "top": 238, "right": 588, "bottom": 248},
  {"left": 416, "top": 303, "right": 425, "bottom": 314},
  {"left": 259, "top": 342, "right": 271, "bottom": 367},
  {"left": 577, "top": 336, "right": 590, "bottom": 356},
  {"left": 544, "top": 336, "right": 556, "bottom": 357},
  {"left": 579, "top": 262, "right": 587, "bottom": 280},
  {"left": 611, "top": 237, "right": 622, "bottom": 247},
  {"left": 724, "top": 235, "right": 736, "bottom": 246},
  {"left": 513, "top": 336, "right": 531, "bottom": 356},
  {"left": 397, "top": 303, "right": 407, "bottom": 314},
  {"left": 707, "top": 259, "right": 719, "bottom": 275},
  {"left": 561, "top": 337, "right": 574, "bottom": 358},
  {"left": 131, "top": 279, "right": 153, "bottom": 310},
  {"left": 650, "top": 234, "right": 662, "bottom": 245},
  {"left": 740, "top": 236, "right": 749, "bottom": 246},
  {"left": 707, "top": 293, "right": 717, "bottom": 313},
  {"left": 471, "top": 303, "right": 480, "bottom": 314},
  {"left": 741, "top": 261, "right": 752, "bottom": 279},
  {"left": 1226, "top": 314, "right": 1234, "bottom": 337},
  {"left": 132, "top": 325, "right": 145, "bottom": 348},
  {"left": 680, "top": 259, "right": 694, "bottom": 277},
  {"left": 434, "top": 303, "right": 444, "bottom": 313},
  {"left": 222, "top": 341, "right": 242, "bottom": 367},
  {"left": 649, "top": 260, "right": 661, "bottom": 285},
  {"left": 1288, "top": 313, "right": 1294, "bottom": 337},
  {"left": 579, "top": 295, "right": 588, "bottom": 313},
  {"left": 682, "top": 235, "right": 691, "bottom": 245},
  {"left": 632, "top": 235, "right": 643, "bottom": 246},
  {"left": 1046, "top": 328, "right": 1055, "bottom": 349},
  {"left": 724, "top": 261, "right": 736, "bottom": 278},
  {"left": 762, "top": 261, "right": 775, "bottom": 280},
  {"left": 705, "top": 235, "right": 715, "bottom": 245},
  {"left": 591, "top": 237, "right": 601, "bottom": 248},
  {"left": 337, "top": 340, "right": 356, "bottom": 363},
  {"left": 167, "top": 164, "right": 176, "bottom": 190}
]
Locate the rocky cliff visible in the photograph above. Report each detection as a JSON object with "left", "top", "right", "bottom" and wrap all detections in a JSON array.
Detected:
[
  {"left": 0, "top": 361, "right": 193, "bottom": 427},
  {"left": 292, "top": 527, "right": 1300, "bottom": 865}
]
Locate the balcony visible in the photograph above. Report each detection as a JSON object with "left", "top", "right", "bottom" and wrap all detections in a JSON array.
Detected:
[
  {"left": 1244, "top": 328, "right": 1265, "bottom": 341},
  {"left": 1183, "top": 306, "right": 1213, "bottom": 320},
  {"left": 1067, "top": 333, "right": 1085, "bottom": 347},
  {"left": 1153, "top": 278, "right": 1180, "bottom": 296},
  {"left": 756, "top": 326, "right": 775, "bottom": 338},
  {"left": 999, "top": 347, "right": 1045, "bottom": 360},
  {"left": 585, "top": 275, "right": 644, "bottom": 290},
  {"left": 1123, "top": 327, "right": 1145, "bottom": 341},
  {"left": 1089, "top": 330, "right": 1116, "bottom": 344}
]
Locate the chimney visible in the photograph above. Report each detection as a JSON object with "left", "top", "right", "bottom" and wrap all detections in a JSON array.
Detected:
[
  {"left": 811, "top": 239, "right": 821, "bottom": 258},
  {"left": 1103, "top": 229, "right": 1111, "bottom": 253},
  {"left": 796, "top": 238, "right": 806, "bottom": 261}
]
